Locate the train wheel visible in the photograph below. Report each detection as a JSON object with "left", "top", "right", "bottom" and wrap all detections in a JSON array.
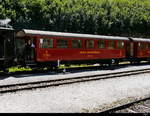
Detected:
[
  {"left": 114, "top": 60, "right": 119, "bottom": 66},
  {"left": 111, "top": 59, "right": 115, "bottom": 64},
  {"left": 32, "top": 68, "right": 42, "bottom": 72},
  {"left": 65, "top": 64, "right": 70, "bottom": 67},
  {"left": 3, "top": 68, "right": 9, "bottom": 73},
  {"left": 52, "top": 66, "right": 58, "bottom": 69},
  {"left": 110, "top": 59, "right": 118, "bottom": 66},
  {"left": 135, "top": 60, "right": 140, "bottom": 64},
  {"left": 47, "top": 67, "right": 55, "bottom": 71},
  {"left": 130, "top": 61, "right": 133, "bottom": 65}
]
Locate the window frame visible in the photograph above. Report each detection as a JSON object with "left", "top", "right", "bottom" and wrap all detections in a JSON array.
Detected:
[
  {"left": 85, "top": 39, "right": 95, "bottom": 49},
  {"left": 97, "top": 40, "right": 105, "bottom": 49},
  {"left": 39, "top": 38, "right": 54, "bottom": 48},
  {"left": 108, "top": 40, "right": 116, "bottom": 49},
  {"left": 72, "top": 39, "right": 82, "bottom": 49},
  {"left": 117, "top": 41, "right": 124, "bottom": 49},
  {"left": 148, "top": 43, "right": 150, "bottom": 49},
  {"left": 140, "top": 42, "right": 146, "bottom": 49},
  {"left": 56, "top": 39, "right": 68, "bottom": 48}
]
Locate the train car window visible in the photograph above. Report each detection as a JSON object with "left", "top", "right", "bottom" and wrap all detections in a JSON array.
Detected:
[
  {"left": 149, "top": 44, "right": 150, "bottom": 49},
  {"left": 138, "top": 42, "right": 142, "bottom": 49},
  {"left": 138, "top": 42, "right": 141, "bottom": 48},
  {"left": 57, "top": 39, "right": 68, "bottom": 48},
  {"left": 0, "top": 37, "right": 4, "bottom": 58},
  {"left": 98, "top": 40, "right": 105, "bottom": 48},
  {"left": 140, "top": 43, "right": 146, "bottom": 49},
  {"left": 117, "top": 41, "right": 124, "bottom": 49},
  {"left": 86, "top": 40, "right": 94, "bottom": 49},
  {"left": 40, "top": 38, "right": 53, "bottom": 48},
  {"left": 108, "top": 41, "right": 115, "bottom": 49},
  {"left": 72, "top": 40, "right": 82, "bottom": 48},
  {"left": 146, "top": 44, "right": 149, "bottom": 49}
]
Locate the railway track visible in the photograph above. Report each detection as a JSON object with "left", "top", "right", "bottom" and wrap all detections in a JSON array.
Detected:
[
  {"left": 101, "top": 97, "right": 150, "bottom": 113},
  {"left": 0, "top": 68, "right": 150, "bottom": 94}
]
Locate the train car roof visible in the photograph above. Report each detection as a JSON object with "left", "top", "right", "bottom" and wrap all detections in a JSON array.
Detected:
[
  {"left": 131, "top": 37, "right": 150, "bottom": 42},
  {"left": 0, "top": 27, "right": 14, "bottom": 31},
  {"left": 16, "top": 29, "right": 129, "bottom": 41}
]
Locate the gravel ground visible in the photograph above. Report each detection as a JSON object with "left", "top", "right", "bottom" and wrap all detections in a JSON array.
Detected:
[
  {"left": 115, "top": 100, "right": 150, "bottom": 113},
  {"left": 0, "top": 67, "right": 150, "bottom": 112}
]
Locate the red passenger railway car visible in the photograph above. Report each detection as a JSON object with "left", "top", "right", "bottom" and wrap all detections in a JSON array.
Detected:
[
  {"left": 1, "top": 27, "right": 150, "bottom": 72},
  {"left": 131, "top": 38, "right": 150, "bottom": 63},
  {"left": 15, "top": 29, "right": 130, "bottom": 69}
]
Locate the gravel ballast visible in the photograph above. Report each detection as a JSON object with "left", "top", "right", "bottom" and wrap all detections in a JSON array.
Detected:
[{"left": 0, "top": 66, "right": 150, "bottom": 112}]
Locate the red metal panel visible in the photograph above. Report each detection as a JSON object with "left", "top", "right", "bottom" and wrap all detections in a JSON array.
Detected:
[
  {"left": 36, "top": 48, "right": 125, "bottom": 62},
  {"left": 136, "top": 42, "right": 150, "bottom": 58},
  {"left": 33, "top": 36, "right": 126, "bottom": 62}
]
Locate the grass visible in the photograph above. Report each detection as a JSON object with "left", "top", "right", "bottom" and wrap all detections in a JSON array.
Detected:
[
  {"left": 59, "top": 64, "right": 100, "bottom": 69},
  {"left": 9, "top": 67, "right": 32, "bottom": 72},
  {"left": 7, "top": 64, "right": 100, "bottom": 72}
]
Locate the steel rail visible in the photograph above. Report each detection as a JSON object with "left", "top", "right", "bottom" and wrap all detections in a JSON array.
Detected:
[
  {"left": 0, "top": 68, "right": 150, "bottom": 94},
  {"left": 101, "top": 97, "right": 150, "bottom": 113}
]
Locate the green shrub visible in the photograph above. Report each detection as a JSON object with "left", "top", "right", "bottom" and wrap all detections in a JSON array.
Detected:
[{"left": 0, "top": 0, "right": 150, "bottom": 37}]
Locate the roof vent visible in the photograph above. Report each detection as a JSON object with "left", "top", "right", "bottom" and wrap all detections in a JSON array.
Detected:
[
  {"left": 0, "top": 18, "right": 12, "bottom": 28},
  {"left": 128, "top": 37, "right": 133, "bottom": 42}
]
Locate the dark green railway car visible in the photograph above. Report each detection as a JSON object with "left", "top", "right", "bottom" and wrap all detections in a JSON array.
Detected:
[{"left": 0, "top": 27, "right": 15, "bottom": 72}]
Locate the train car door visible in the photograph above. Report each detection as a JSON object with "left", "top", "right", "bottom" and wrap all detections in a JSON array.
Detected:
[
  {"left": 25, "top": 37, "right": 35, "bottom": 61},
  {"left": 0, "top": 29, "right": 14, "bottom": 60},
  {"left": 0, "top": 36, "right": 4, "bottom": 58},
  {"left": 126, "top": 42, "right": 134, "bottom": 58},
  {"left": 15, "top": 36, "right": 36, "bottom": 64},
  {"left": 4, "top": 35, "right": 15, "bottom": 59}
]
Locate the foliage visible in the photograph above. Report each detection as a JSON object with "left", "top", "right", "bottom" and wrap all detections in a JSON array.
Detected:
[{"left": 0, "top": 0, "right": 150, "bottom": 37}]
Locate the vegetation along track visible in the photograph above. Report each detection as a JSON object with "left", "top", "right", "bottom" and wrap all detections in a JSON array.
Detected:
[{"left": 0, "top": 68, "right": 150, "bottom": 94}]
